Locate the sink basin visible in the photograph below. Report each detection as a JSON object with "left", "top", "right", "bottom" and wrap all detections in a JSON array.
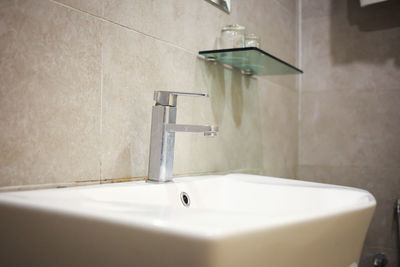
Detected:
[{"left": 0, "top": 173, "right": 375, "bottom": 267}]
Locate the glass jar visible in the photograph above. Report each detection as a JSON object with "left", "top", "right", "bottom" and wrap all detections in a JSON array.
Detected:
[
  {"left": 220, "top": 24, "right": 246, "bottom": 49},
  {"left": 245, "top": 33, "right": 261, "bottom": 48}
]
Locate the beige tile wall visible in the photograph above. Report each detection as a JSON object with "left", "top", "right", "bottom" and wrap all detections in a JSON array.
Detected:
[
  {"left": 299, "top": 0, "right": 400, "bottom": 266},
  {"left": 260, "top": 79, "right": 298, "bottom": 178},
  {"left": 0, "top": 0, "right": 299, "bottom": 188},
  {"left": 0, "top": 0, "right": 102, "bottom": 187}
]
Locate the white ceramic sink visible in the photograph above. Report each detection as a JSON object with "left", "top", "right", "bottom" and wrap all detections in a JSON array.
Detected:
[{"left": 0, "top": 173, "right": 375, "bottom": 267}]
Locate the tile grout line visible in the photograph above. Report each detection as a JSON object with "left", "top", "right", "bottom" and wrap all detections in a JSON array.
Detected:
[
  {"left": 48, "top": 0, "right": 197, "bottom": 57},
  {"left": 297, "top": 0, "right": 303, "bottom": 179},
  {"left": 49, "top": 0, "right": 302, "bottom": 92},
  {"left": 99, "top": 18, "right": 103, "bottom": 184}
]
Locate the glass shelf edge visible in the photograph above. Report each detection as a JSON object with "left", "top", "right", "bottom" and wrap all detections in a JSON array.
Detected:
[{"left": 198, "top": 47, "right": 303, "bottom": 75}]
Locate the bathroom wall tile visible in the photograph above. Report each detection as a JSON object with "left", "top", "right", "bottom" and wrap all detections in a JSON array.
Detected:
[
  {"left": 100, "top": 0, "right": 299, "bottom": 93},
  {"left": 101, "top": 21, "right": 198, "bottom": 179},
  {"left": 302, "top": 0, "right": 347, "bottom": 20},
  {"left": 302, "top": 9, "right": 400, "bottom": 92},
  {"left": 300, "top": 89, "right": 400, "bottom": 169},
  {"left": 254, "top": 0, "right": 298, "bottom": 66},
  {"left": 101, "top": 22, "right": 264, "bottom": 180},
  {"left": 259, "top": 80, "right": 298, "bottom": 179},
  {"left": 250, "top": 0, "right": 299, "bottom": 91},
  {"left": 54, "top": 0, "right": 103, "bottom": 17},
  {"left": 101, "top": 0, "right": 298, "bottom": 65},
  {"left": 265, "top": 75, "right": 298, "bottom": 94},
  {"left": 102, "top": 0, "right": 226, "bottom": 54},
  {"left": 174, "top": 67, "right": 264, "bottom": 176},
  {"left": 0, "top": 0, "right": 298, "bottom": 188},
  {"left": 0, "top": 0, "right": 101, "bottom": 186},
  {"left": 261, "top": 3, "right": 299, "bottom": 91},
  {"left": 302, "top": 0, "right": 329, "bottom": 20},
  {"left": 275, "top": 0, "right": 298, "bottom": 16}
]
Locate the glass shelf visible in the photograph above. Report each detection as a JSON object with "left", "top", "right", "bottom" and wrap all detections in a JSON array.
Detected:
[{"left": 199, "top": 47, "right": 303, "bottom": 76}]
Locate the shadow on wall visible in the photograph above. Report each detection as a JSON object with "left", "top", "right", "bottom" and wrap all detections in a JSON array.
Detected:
[
  {"left": 196, "top": 59, "right": 226, "bottom": 125},
  {"left": 191, "top": 58, "right": 263, "bottom": 175},
  {"left": 230, "top": 70, "right": 244, "bottom": 127},
  {"left": 330, "top": 0, "right": 400, "bottom": 66},
  {"left": 197, "top": 59, "right": 253, "bottom": 128}
]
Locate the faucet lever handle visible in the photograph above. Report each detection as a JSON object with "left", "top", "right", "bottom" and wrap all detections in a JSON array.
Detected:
[{"left": 154, "top": 91, "right": 208, "bottom": 107}]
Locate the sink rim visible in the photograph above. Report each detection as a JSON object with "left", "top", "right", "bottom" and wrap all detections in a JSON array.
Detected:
[{"left": 0, "top": 173, "right": 376, "bottom": 240}]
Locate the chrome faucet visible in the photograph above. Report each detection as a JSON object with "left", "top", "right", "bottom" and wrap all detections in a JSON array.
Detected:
[{"left": 147, "top": 91, "right": 218, "bottom": 182}]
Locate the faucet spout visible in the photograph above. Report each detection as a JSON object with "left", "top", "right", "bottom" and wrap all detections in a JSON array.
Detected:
[
  {"left": 148, "top": 91, "right": 219, "bottom": 183},
  {"left": 165, "top": 124, "right": 218, "bottom": 137}
]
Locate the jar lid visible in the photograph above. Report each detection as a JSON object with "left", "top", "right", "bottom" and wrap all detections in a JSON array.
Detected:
[{"left": 221, "top": 24, "right": 246, "bottom": 32}]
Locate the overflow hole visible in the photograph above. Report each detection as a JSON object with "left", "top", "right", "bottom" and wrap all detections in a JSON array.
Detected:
[{"left": 180, "top": 192, "right": 190, "bottom": 207}]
